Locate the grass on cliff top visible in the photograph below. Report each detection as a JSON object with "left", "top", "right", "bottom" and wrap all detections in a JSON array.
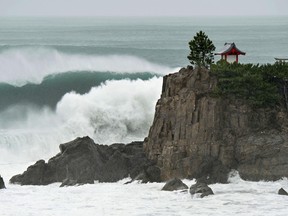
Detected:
[{"left": 210, "top": 61, "right": 288, "bottom": 108}]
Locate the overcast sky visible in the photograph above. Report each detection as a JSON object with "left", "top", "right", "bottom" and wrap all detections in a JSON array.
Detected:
[{"left": 0, "top": 0, "right": 287, "bottom": 17}]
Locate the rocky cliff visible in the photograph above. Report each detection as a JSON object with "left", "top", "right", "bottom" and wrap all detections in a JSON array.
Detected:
[{"left": 144, "top": 67, "right": 288, "bottom": 182}]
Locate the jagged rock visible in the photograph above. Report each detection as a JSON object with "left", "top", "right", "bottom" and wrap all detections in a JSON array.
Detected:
[
  {"left": 0, "top": 175, "right": 6, "bottom": 189},
  {"left": 10, "top": 137, "right": 152, "bottom": 186},
  {"left": 278, "top": 188, "right": 288, "bottom": 196},
  {"left": 190, "top": 182, "right": 214, "bottom": 198},
  {"left": 10, "top": 160, "right": 47, "bottom": 185},
  {"left": 161, "top": 178, "right": 188, "bottom": 191},
  {"left": 144, "top": 67, "right": 288, "bottom": 182}
]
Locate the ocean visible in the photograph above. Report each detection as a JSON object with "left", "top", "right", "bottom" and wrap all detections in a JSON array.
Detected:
[{"left": 0, "top": 17, "right": 288, "bottom": 215}]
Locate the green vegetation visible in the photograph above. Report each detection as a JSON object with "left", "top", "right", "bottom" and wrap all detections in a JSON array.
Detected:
[
  {"left": 211, "top": 61, "right": 288, "bottom": 108},
  {"left": 187, "top": 31, "right": 215, "bottom": 68}
]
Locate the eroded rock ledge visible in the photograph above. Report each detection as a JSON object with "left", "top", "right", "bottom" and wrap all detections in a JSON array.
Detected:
[
  {"left": 144, "top": 67, "right": 288, "bottom": 182},
  {"left": 10, "top": 137, "right": 156, "bottom": 186}
]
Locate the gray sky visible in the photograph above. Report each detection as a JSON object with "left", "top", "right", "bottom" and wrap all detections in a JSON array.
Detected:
[{"left": 0, "top": 0, "right": 287, "bottom": 17}]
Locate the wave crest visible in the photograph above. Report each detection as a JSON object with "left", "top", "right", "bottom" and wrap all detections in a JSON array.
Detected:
[
  {"left": 0, "top": 77, "right": 162, "bottom": 162},
  {"left": 0, "top": 47, "right": 173, "bottom": 85}
]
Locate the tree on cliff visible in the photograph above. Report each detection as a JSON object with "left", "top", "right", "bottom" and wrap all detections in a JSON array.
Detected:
[{"left": 187, "top": 31, "right": 215, "bottom": 68}]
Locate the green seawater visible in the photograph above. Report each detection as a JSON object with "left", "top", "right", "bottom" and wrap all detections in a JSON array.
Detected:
[{"left": 0, "top": 16, "right": 287, "bottom": 109}]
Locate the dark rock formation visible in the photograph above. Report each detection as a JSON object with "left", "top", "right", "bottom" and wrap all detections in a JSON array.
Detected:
[
  {"left": 278, "top": 188, "right": 288, "bottom": 196},
  {"left": 143, "top": 165, "right": 162, "bottom": 183},
  {"left": 0, "top": 175, "right": 5, "bottom": 189},
  {"left": 190, "top": 182, "right": 214, "bottom": 198},
  {"left": 161, "top": 178, "right": 188, "bottom": 191},
  {"left": 194, "top": 158, "right": 230, "bottom": 184},
  {"left": 130, "top": 165, "right": 162, "bottom": 183},
  {"left": 10, "top": 136, "right": 152, "bottom": 186},
  {"left": 144, "top": 67, "right": 288, "bottom": 182}
]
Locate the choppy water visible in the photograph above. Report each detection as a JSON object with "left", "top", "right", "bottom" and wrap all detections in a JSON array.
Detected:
[
  {"left": 0, "top": 16, "right": 288, "bottom": 216},
  {"left": 1, "top": 167, "right": 288, "bottom": 216}
]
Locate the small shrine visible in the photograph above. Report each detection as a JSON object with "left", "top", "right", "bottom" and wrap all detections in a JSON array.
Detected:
[
  {"left": 215, "top": 42, "right": 245, "bottom": 63},
  {"left": 275, "top": 58, "right": 288, "bottom": 63}
]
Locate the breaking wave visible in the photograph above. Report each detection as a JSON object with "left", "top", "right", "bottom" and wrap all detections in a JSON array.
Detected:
[
  {"left": 0, "top": 46, "right": 178, "bottom": 164},
  {"left": 0, "top": 47, "right": 173, "bottom": 85},
  {"left": 0, "top": 74, "right": 167, "bottom": 163}
]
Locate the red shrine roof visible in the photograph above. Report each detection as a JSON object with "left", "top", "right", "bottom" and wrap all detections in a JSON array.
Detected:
[{"left": 215, "top": 43, "right": 246, "bottom": 55}]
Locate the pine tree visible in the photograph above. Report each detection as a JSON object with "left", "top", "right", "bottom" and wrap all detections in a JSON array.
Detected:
[{"left": 187, "top": 31, "right": 215, "bottom": 68}]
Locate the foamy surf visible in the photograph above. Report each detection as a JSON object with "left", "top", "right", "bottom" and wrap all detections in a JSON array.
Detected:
[{"left": 0, "top": 171, "right": 288, "bottom": 216}]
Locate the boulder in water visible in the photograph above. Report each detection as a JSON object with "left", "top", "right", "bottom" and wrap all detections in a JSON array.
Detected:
[
  {"left": 189, "top": 182, "right": 214, "bottom": 198},
  {"left": 161, "top": 178, "right": 188, "bottom": 191},
  {"left": 278, "top": 188, "right": 288, "bottom": 196},
  {"left": 0, "top": 175, "right": 6, "bottom": 189}
]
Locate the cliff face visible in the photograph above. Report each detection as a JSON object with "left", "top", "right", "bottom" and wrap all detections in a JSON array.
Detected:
[{"left": 144, "top": 67, "right": 288, "bottom": 182}]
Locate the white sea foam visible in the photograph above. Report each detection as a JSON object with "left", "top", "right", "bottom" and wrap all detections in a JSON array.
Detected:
[
  {"left": 0, "top": 77, "right": 162, "bottom": 164},
  {"left": 0, "top": 168, "right": 288, "bottom": 216},
  {"left": 0, "top": 47, "right": 174, "bottom": 86}
]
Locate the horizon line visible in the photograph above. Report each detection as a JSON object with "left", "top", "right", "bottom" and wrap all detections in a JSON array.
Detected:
[{"left": 1, "top": 15, "right": 288, "bottom": 18}]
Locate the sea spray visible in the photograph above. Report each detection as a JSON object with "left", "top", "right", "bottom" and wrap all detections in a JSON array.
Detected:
[
  {"left": 57, "top": 77, "right": 161, "bottom": 141},
  {"left": 0, "top": 47, "right": 174, "bottom": 164},
  {"left": 0, "top": 77, "right": 162, "bottom": 163}
]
